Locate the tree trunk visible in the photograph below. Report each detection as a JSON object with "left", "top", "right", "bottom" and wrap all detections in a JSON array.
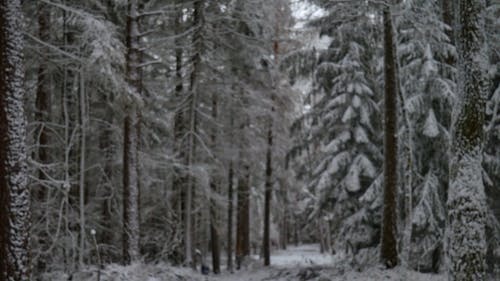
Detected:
[
  {"left": 381, "top": 6, "right": 399, "bottom": 269},
  {"left": 210, "top": 92, "right": 221, "bottom": 274},
  {"left": 122, "top": 0, "right": 141, "bottom": 265},
  {"left": 446, "top": 1, "right": 488, "bottom": 280},
  {"left": 0, "top": 1, "right": 31, "bottom": 279},
  {"left": 78, "top": 69, "right": 87, "bottom": 268},
  {"left": 294, "top": 214, "right": 299, "bottom": 247},
  {"left": 185, "top": 0, "right": 204, "bottom": 268},
  {"left": 35, "top": 2, "right": 51, "bottom": 201},
  {"left": 318, "top": 219, "right": 325, "bottom": 254},
  {"left": 33, "top": 2, "right": 51, "bottom": 272},
  {"left": 279, "top": 177, "right": 288, "bottom": 250},
  {"left": 263, "top": 120, "right": 273, "bottom": 266},
  {"left": 98, "top": 95, "right": 114, "bottom": 263},
  {"left": 227, "top": 161, "right": 234, "bottom": 272},
  {"left": 236, "top": 154, "right": 250, "bottom": 269},
  {"left": 172, "top": 2, "right": 186, "bottom": 263}
]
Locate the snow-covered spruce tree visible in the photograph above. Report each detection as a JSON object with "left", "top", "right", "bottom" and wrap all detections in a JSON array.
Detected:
[
  {"left": 395, "top": 0, "right": 455, "bottom": 271},
  {"left": 0, "top": 0, "right": 31, "bottom": 280},
  {"left": 446, "top": 0, "right": 489, "bottom": 280},
  {"left": 289, "top": 0, "right": 383, "bottom": 260}
]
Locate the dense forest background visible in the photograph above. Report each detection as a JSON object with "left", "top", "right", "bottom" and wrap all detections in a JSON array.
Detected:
[{"left": 0, "top": 0, "right": 499, "bottom": 280}]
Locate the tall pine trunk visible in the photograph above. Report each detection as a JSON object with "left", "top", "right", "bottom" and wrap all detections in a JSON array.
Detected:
[
  {"left": 263, "top": 119, "right": 273, "bottom": 266},
  {"left": 35, "top": 2, "right": 51, "bottom": 201},
  {"left": 210, "top": 92, "right": 221, "bottom": 274},
  {"left": 446, "top": 1, "right": 488, "bottom": 280},
  {"left": 227, "top": 161, "right": 234, "bottom": 272},
  {"left": 98, "top": 94, "right": 115, "bottom": 263},
  {"left": 236, "top": 143, "right": 250, "bottom": 269},
  {"left": 172, "top": 1, "right": 186, "bottom": 264},
  {"left": 381, "top": 5, "right": 398, "bottom": 269},
  {"left": 0, "top": 1, "right": 31, "bottom": 279},
  {"left": 185, "top": 0, "right": 204, "bottom": 267},
  {"left": 122, "top": 0, "right": 141, "bottom": 265},
  {"left": 33, "top": 2, "right": 51, "bottom": 272}
]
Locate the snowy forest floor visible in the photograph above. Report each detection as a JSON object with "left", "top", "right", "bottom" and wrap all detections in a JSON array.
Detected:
[{"left": 42, "top": 244, "right": 462, "bottom": 281}]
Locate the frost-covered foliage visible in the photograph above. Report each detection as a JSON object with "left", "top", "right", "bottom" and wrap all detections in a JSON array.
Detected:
[
  {"left": 483, "top": 0, "right": 500, "bottom": 275},
  {"left": 410, "top": 172, "right": 445, "bottom": 272},
  {"left": 395, "top": 0, "right": 454, "bottom": 271},
  {"left": 288, "top": 0, "right": 383, "bottom": 257}
]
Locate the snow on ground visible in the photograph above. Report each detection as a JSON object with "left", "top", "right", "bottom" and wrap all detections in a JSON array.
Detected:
[
  {"left": 255, "top": 244, "right": 335, "bottom": 267},
  {"left": 209, "top": 244, "right": 446, "bottom": 281},
  {"left": 43, "top": 244, "right": 500, "bottom": 280}
]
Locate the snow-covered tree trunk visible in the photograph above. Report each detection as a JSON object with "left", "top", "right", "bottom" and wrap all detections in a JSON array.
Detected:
[
  {"left": 0, "top": 0, "right": 31, "bottom": 280},
  {"left": 446, "top": 0, "right": 488, "bottom": 280},
  {"left": 381, "top": 5, "right": 399, "bottom": 269},
  {"left": 122, "top": 0, "right": 141, "bottom": 265}
]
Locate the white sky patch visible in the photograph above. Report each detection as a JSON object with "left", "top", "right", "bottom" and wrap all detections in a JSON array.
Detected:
[{"left": 291, "top": 0, "right": 326, "bottom": 29}]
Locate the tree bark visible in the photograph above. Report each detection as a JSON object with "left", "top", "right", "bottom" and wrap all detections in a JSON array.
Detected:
[
  {"left": 210, "top": 92, "right": 221, "bottom": 274},
  {"left": 279, "top": 177, "right": 288, "bottom": 250},
  {"left": 446, "top": 1, "right": 488, "bottom": 280},
  {"left": 227, "top": 161, "right": 234, "bottom": 272},
  {"left": 0, "top": 1, "right": 31, "bottom": 279},
  {"left": 184, "top": 0, "right": 204, "bottom": 268},
  {"left": 122, "top": 0, "right": 141, "bottom": 265},
  {"left": 263, "top": 119, "right": 273, "bottom": 266},
  {"left": 33, "top": 2, "right": 51, "bottom": 272},
  {"left": 78, "top": 69, "right": 87, "bottom": 269},
  {"left": 236, "top": 151, "right": 250, "bottom": 269},
  {"left": 98, "top": 95, "right": 114, "bottom": 263},
  {"left": 381, "top": 6, "right": 399, "bottom": 269},
  {"left": 172, "top": 2, "right": 186, "bottom": 263},
  {"left": 35, "top": 2, "right": 51, "bottom": 201}
]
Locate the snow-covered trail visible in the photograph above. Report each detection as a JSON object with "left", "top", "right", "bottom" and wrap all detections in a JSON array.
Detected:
[
  {"left": 204, "top": 244, "right": 447, "bottom": 281},
  {"left": 46, "top": 244, "right": 454, "bottom": 280},
  {"left": 211, "top": 244, "right": 333, "bottom": 281}
]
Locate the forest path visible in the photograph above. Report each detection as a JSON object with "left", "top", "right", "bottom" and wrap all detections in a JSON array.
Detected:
[
  {"left": 203, "top": 244, "right": 448, "bottom": 281},
  {"left": 207, "top": 244, "right": 334, "bottom": 281}
]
